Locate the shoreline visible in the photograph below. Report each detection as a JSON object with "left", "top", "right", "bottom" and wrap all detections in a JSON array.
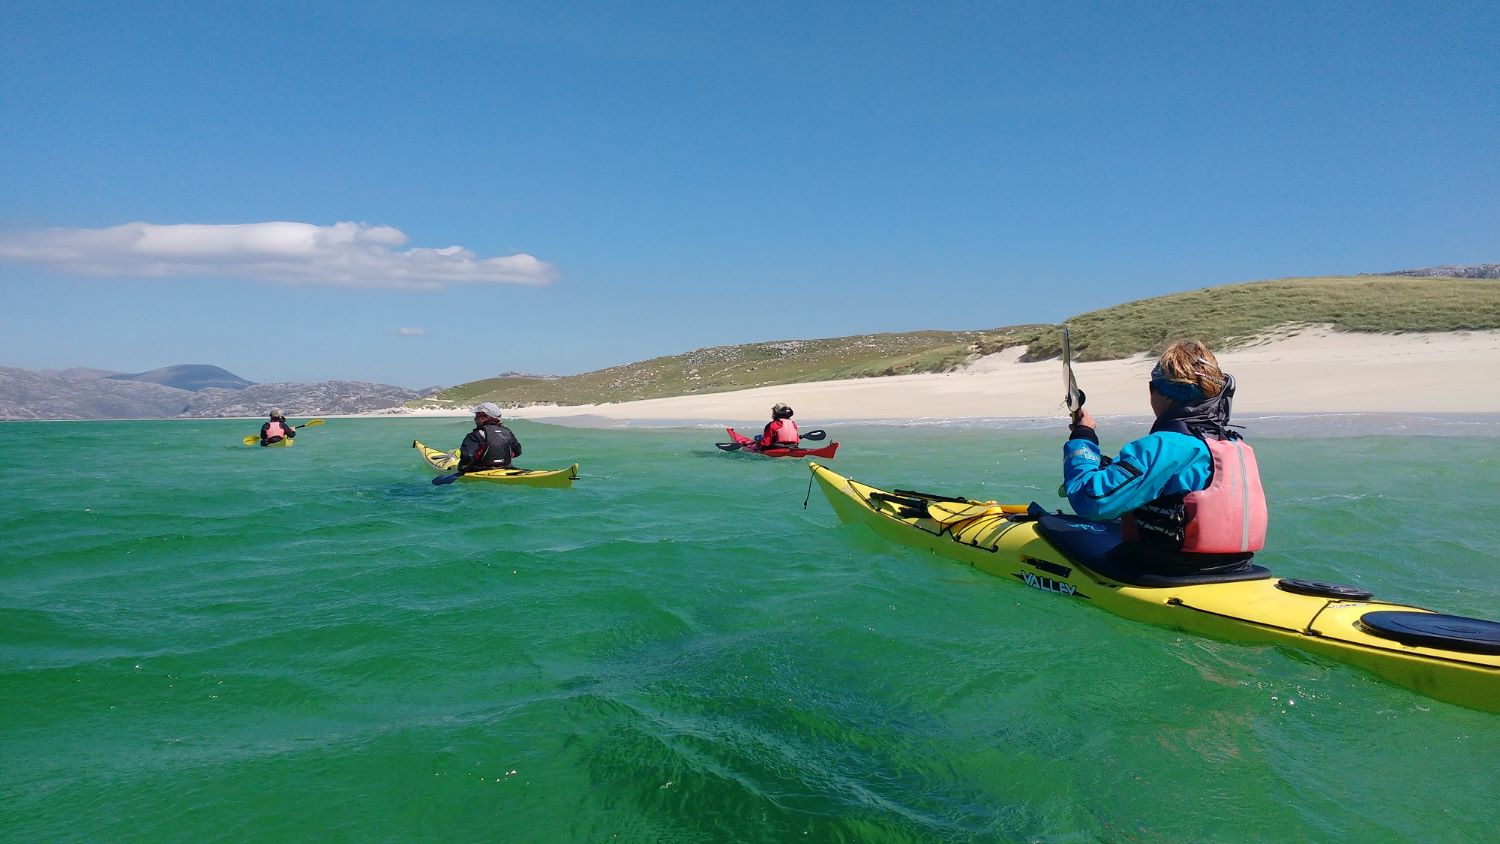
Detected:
[
  {"left": 488, "top": 326, "right": 1500, "bottom": 427},
  {"left": 18, "top": 327, "right": 1496, "bottom": 429}
]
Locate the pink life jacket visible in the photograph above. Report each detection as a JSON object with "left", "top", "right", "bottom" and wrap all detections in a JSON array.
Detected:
[
  {"left": 1180, "top": 437, "right": 1268, "bottom": 553},
  {"left": 265, "top": 420, "right": 287, "bottom": 439},
  {"left": 771, "top": 419, "right": 800, "bottom": 444},
  {"left": 1123, "top": 435, "right": 1268, "bottom": 555}
]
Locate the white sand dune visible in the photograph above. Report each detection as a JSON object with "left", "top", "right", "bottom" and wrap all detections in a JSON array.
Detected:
[{"left": 503, "top": 327, "right": 1500, "bottom": 425}]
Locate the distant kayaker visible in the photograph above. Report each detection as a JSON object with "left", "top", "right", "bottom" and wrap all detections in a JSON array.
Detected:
[
  {"left": 757, "top": 403, "right": 801, "bottom": 449},
  {"left": 260, "top": 410, "right": 296, "bottom": 447},
  {"left": 458, "top": 402, "right": 523, "bottom": 471},
  {"left": 1062, "top": 340, "right": 1268, "bottom": 575}
]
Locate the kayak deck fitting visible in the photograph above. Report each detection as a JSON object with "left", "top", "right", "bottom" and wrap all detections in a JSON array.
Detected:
[
  {"left": 808, "top": 462, "right": 1500, "bottom": 715},
  {"left": 412, "top": 440, "right": 580, "bottom": 488}
]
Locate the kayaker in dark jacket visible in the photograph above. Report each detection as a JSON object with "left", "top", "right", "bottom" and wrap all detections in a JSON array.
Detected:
[
  {"left": 757, "top": 403, "right": 801, "bottom": 449},
  {"left": 1062, "top": 340, "right": 1269, "bottom": 575},
  {"left": 458, "top": 402, "right": 522, "bottom": 471},
  {"left": 260, "top": 410, "right": 296, "bottom": 446}
]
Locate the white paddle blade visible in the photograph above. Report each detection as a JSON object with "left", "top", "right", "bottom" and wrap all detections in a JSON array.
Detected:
[{"left": 1062, "top": 327, "right": 1082, "bottom": 412}]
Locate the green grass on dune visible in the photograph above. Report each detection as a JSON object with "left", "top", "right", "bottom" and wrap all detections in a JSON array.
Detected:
[
  {"left": 431, "top": 326, "right": 1045, "bottom": 407},
  {"left": 424, "top": 275, "right": 1497, "bottom": 407},
  {"left": 1020, "top": 276, "right": 1500, "bottom": 361}
]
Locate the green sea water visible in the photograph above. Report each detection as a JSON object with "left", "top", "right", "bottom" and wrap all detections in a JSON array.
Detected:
[{"left": 4, "top": 417, "right": 1500, "bottom": 842}]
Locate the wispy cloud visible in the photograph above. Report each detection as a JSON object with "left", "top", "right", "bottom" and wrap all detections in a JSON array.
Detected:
[
  {"left": 0, "top": 221, "right": 556, "bottom": 290},
  {"left": 395, "top": 326, "right": 426, "bottom": 336}
]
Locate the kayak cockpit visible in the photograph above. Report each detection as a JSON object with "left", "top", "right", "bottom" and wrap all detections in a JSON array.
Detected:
[{"left": 1028, "top": 504, "right": 1273, "bottom": 588}]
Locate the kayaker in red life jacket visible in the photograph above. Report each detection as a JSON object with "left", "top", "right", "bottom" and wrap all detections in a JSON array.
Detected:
[
  {"left": 758, "top": 403, "right": 801, "bottom": 449},
  {"left": 458, "top": 402, "right": 523, "bottom": 472},
  {"left": 1061, "top": 340, "right": 1269, "bottom": 575},
  {"left": 260, "top": 410, "right": 296, "bottom": 446}
]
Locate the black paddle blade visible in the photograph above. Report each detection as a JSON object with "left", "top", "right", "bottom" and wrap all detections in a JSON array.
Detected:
[
  {"left": 715, "top": 443, "right": 744, "bottom": 452},
  {"left": 432, "top": 472, "right": 462, "bottom": 485},
  {"left": 799, "top": 429, "right": 827, "bottom": 441}
]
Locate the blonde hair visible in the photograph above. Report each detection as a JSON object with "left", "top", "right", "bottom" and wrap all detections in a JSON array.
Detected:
[{"left": 1154, "top": 339, "right": 1226, "bottom": 399}]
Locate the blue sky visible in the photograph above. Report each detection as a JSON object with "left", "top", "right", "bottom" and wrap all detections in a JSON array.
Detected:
[{"left": 1, "top": 1, "right": 1495, "bottom": 388}]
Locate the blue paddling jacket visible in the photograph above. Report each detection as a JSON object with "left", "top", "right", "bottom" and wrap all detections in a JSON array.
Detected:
[
  {"left": 1062, "top": 385, "right": 1266, "bottom": 574},
  {"left": 1064, "top": 426, "right": 1210, "bottom": 521}
]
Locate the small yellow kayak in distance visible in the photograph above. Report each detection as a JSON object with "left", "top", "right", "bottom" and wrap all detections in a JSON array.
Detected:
[{"left": 412, "top": 440, "right": 580, "bottom": 488}]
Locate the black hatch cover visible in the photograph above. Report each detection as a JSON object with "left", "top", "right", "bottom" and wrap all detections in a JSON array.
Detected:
[{"left": 1359, "top": 611, "right": 1500, "bottom": 655}]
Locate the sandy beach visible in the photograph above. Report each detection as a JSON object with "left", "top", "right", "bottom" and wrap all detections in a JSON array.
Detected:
[
  {"left": 383, "top": 327, "right": 1500, "bottom": 428},
  {"left": 455, "top": 327, "right": 1500, "bottom": 427}
]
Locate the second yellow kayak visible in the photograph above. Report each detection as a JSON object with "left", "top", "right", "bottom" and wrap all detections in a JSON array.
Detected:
[{"left": 412, "top": 440, "right": 579, "bottom": 488}]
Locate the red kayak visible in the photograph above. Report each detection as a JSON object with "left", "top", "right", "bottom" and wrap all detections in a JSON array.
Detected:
[{"left": 722, "top": 427, "right": 839, "bottom": 459}]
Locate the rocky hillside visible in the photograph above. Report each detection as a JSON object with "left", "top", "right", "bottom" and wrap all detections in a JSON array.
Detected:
[
  {"left": 40, "top": 367, "right": 122, "bottom": 379},
  {"left": 0, "top": 367, "right": 196, "bottom": 420},
  {"left": 1375, "top": 263, "right": 1500, "bottom": 279},
  {"left": 0, "top": 366, "right": 431, "bottom": 420},
  {"left": 183, "top": 382, "right": 429, "bottom": 417}
]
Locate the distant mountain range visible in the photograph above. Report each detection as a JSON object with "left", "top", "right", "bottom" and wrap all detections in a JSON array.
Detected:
[
  {"left": 105, "top": 364, "right": 255, "bottom": 391},
  {"left": 0, "top": 364, "right": 435, "bottom": 420},
  {"left": 38, "top": 367, "right": 123, "bottom": 380}
]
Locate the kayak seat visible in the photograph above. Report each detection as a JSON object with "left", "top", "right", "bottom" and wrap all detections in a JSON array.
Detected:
[
  {"left": 1359, "top": 611, "right": 1500, "bottom": 655},
  {"left": 1027, "top": 504, "right": 1272, "bottom": 588}
]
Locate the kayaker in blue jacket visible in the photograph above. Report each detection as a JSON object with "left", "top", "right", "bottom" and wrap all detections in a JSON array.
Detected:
[
  {"left": 1062, "top": 340, "right": 1269, "bottom": 575},
  {"left": 458, "top": 402, "right": 522, "bottom": 471},
  {"left": 260, "top": 410, "right": 296, "bottom": 446}
]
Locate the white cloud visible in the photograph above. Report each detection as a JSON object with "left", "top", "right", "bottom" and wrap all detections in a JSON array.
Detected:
[
  {"left": 395, "top": 326, "right": 426, "bottom": 336},
  {"left": 0, "top": 221, "right": 556, "bottom": 290}
]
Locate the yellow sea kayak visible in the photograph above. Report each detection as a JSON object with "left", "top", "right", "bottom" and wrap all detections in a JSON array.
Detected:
[
  {"left": 809, "top": 462, "right": 1500, "bottom": 714},
  {"left": 412, "top": 440, "right": 579, "bottom": 488}
]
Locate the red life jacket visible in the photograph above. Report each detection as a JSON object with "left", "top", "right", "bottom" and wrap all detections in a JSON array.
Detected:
[
  {"left": 265, "top": 420, "right": 287, "bottom": 439},
  {"left": 1123, "top": 435, "right": 1268, "bottom": 555},
  {"left": 771, "top": 419, "right": 800, "bottom": 444}
]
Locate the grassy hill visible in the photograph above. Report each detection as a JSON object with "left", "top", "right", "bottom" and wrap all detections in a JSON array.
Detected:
[
  {"left": 423, "top": 275, "right": 1499, "bottom": 408},
  {"left": 428, "top": 325, "right": 1046, "bottom": 407},
  {"left": 1020, "top": 275, "right": 1500, "bottom": 361}
]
